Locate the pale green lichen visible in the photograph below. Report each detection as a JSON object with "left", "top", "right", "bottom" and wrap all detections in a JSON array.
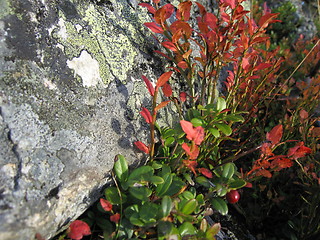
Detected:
[
  {"left": 53, "top": 0, "right": 150, "bottom": 86},
  {"left": 0, "top": 0, "right": 14, "bottom": 19}
]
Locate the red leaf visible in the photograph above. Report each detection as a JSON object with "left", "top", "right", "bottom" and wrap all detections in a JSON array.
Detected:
[
  {"left": 183, "top": 159, "right": 198, "bottom": 175},
  {"left": 254, "top": 63, "right": 272, "bottom": 71},
  {"left": 162, "top": 41, "right": 177, "bottom": 51},
  {"left": 163, "top": 4, "right": 175, "bottom": 19},
  {"left": 260, "top": 142, "right": 273, "bottom": 157},
  {"left": 287, "top": 142, "right": 312, "bottom": 159},
  {"left": 179, "top": 92, "right": 187, "bottom": 102},
  {"left": 204, "top": 13, "right": 218, "bottom": 30},
  {"left": 176, "top": 1, "right": 192, "bottom": 21},
  {"left": 155, "top": 4, "right": 174, "bottom": 24},
  {"left": 140, "top": 107, "right": 152, "bottom": 124},
  {"left": 221, "top": 0, "right": 237, "bottom": 9},
  {"left": 258, "top": 13, "right": 280, "bottom": 29},
  {"left": 195, "top": 2, "right": 207, "bottom": 16},
  {"left": 162, "top": 83, "right": 172, "bottom": 97},
  {"left": 110, "top": 213, "right": 121, "bottom": 223},
  {"left": 198, "top": 168, "right": 213, "bottom": 178},
  {"left": 182, "top": 143, "right": 199, "bottom": 159},
  {"left": 68, "top": 220, "right": 91, "bottom": 240},
  {"left": 155, "top": 100, "right": 170, "bottom": 112},
  {"left": 138, "top": 3, "right": 156, "bottom": 14},
  {"left": 144, "top": 22, "right": 164, "bottom": 33},
  {"left": 182, "top": 49, "right": 192, "bottom": 59},
  {"left": 178, "top": 61, "right": 188, "bottom": 69},
  {"left": 266, "top": 125, "right": 283, "bottom": 145},
  {"left": 242, "top": 57, "right": 250, "bottom": 71},
  {"left": 180, "top": 120, "right": 205, "bottom": 145},
  {"left": 170, "top": 21, "right": 192, "bottom": 39},
  {"left": 154, "top": 50, "right": 172, "bottom": 60},
  {"left": 270, "top": 158, "right": 293, "bottom": 171},
  {"left": 153, "top": 0, "right": 160, "bottom": 3},
  {"left": 142, "top": 75, "right": 155, "bottom": 96},
  {"left": 100, "top": 198, "right": 112, "bottom": 212},
  {"left": 251, "top": 36, "right": 270, "bottom": 45},
  {"left": 256, "top": 169, "right": 272, "bottom": 178},
  {"left": 134, "top": 141, "right": 149, "bottom": 154},
  {"left": 220, "top": 9, "right": 230, "bottom": 23},
  {"left": 156, "top": 71, "right": 173, "bottom": 88},
  {"left": 299, "top": 109, "right": 308, "bottom": 120}
]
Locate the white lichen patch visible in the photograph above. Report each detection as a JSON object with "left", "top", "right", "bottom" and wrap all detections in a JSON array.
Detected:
[
  {"left": 67, "top": 50, "right": 102, "bottom": 87},
  {"left": 57, "top": 18, "right": 67, "bottom": 40},
  {"left": 43, "top": 78, "right": 58, "bottom": 90}
]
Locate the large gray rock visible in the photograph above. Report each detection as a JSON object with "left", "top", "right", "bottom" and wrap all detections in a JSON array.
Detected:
[{"left": 0, "top": 0, "right": 166, "bottom": 239}]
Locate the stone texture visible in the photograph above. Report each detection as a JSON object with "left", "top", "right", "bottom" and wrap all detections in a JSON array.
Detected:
[{"left": 0, "top": 0, "right": 165, "bottom": 239}]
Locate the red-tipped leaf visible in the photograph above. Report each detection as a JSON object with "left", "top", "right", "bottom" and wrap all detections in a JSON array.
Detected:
[
  {"left": 100, "top": 198, "right": 112, "bottom": 212},
  {"left": 138, "top": 3, "right": 156, "bottom": 14},
  {"left": 162, "top": 41, "right": 177, "bottom": 51},
  {"left": 198, "top": 168, "right": 213, "bottom": 178},
  {"left": 155, "top": 100, "right": 170, "bottom": 112},
  {"left": 134, "top": 141, "right": 149, "bottom": 154},
  {"left": 266, "top": 125, "right": 283, "bottom": 146},
  {"left": 110, "top": 213, "right": 121, "bottom": 223},
  {"left": 142, "top": 75, "right": 155, "bottom": 96},
  {"left": 68, "top": 220, "right": 91, "bottom": 240},
  {"left": 144, "top": 22, "right": 164, "bottom": 33},
  {"left": 140, "top": 107, "right": 152, "bottom": 124},
  {"left": 156, "top": 71, "right": 173, "bottom": 88},
  {"left": 162, "top": 83, "right": 172, "bottom": 97}
]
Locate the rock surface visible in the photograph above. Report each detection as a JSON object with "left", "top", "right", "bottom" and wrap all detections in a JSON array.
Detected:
[{"left": 0, "top": 0, "right": 165, "bottom": 239}]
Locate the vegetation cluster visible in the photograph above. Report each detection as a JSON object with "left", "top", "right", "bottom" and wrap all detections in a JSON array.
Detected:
[{"left": 51, "top": 0, "right": 320, "bottom": 239}]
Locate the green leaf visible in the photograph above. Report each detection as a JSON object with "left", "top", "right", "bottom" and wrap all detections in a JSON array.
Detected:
[
  {"left": 164, "top": 136, "right": 175, "bottom": 147},
  {"left": 215, "top": 183, "right": 228, "bottom": 197},
  {"left": 124, "top": 204, "right": 139, "bottom": 219},
  {"left": 211, "top": 197, "right": 228, "bottom": 215},
  {"left": 191, "top": 118, "right": 203, "bottom": 127},
  {"left": 196, "top": 194, "right": 205, "bottom": 206},
  {"left": 152, "top": 162, "right": 163, "bottom": 169},
  {"left": 206, "top": 223, "right": 221, "bottom": 239},
  {"left": 196, "top": 176, "right": 211, "bottom": 188},
  {"left": 181, "top": 191, "right": 195, "bottom": 200},
  {"left": 156, "top": 173, "right": 173, "bottom": 197},
  {"left": 105, "top": 187, "right": 125, "bottom": 204},
  {"left": 180, "top": 199, "right": 198, "bottom": 215},
  {"left": 183, "top": 173, "right": 194, "bottom": 186},
  {"left": 150, "top": 175, "right": 164, "bottom": 185},
  {"left": 158, "top": 221, "right": 174, "bottom": 238},
  {"left": 163, "top": 129, "right": 175, "bottom": 139},
  {"left": 179, "top": 222, "right": 197, "bottom": 236},
  {"left": 129, "top": 186, "right": 152, "bottom": 201},
  {"left": 208, "top": 127, "right": 220, "bottom": 138},
  {"left": 216, "top": 97, "right": 226, "bottom": 111},
  {"left": 114, "top": 154, "right": 129, "bottom": 183},
  {"left": 215, "top": 123, "right": 232, "bottom": 136},
  {"left": 140, "top": 202, "right": 158, "bottom": 222},
  {"left": 129, "top": 213, "right": 145, "bottom": 227},
  {"left": 222, "top": 163, "right": 235, "bottom": 180},
  {"left": 224, "top": 114, "right": 244, "bottom": 122},
  {"left": 161, "top": 165, "right": 171, "bottom": 177},
  {"left": 103, "top": 230, "right": 113, "bottom": 240},
  {"left": 161, "top": 196, "right": 173, "bottom": 218},
  {"left": 127, "top": 166, "right": 154, "bottom": 185},
  {"left": 228, "top": 179, "right": 247, "bottom": 189},
  {"left": 165, "top": 177, "right": 185, "bottom": 196},
  {"left": 96, "top": 217, "right": 114, "bottom": 231}
]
